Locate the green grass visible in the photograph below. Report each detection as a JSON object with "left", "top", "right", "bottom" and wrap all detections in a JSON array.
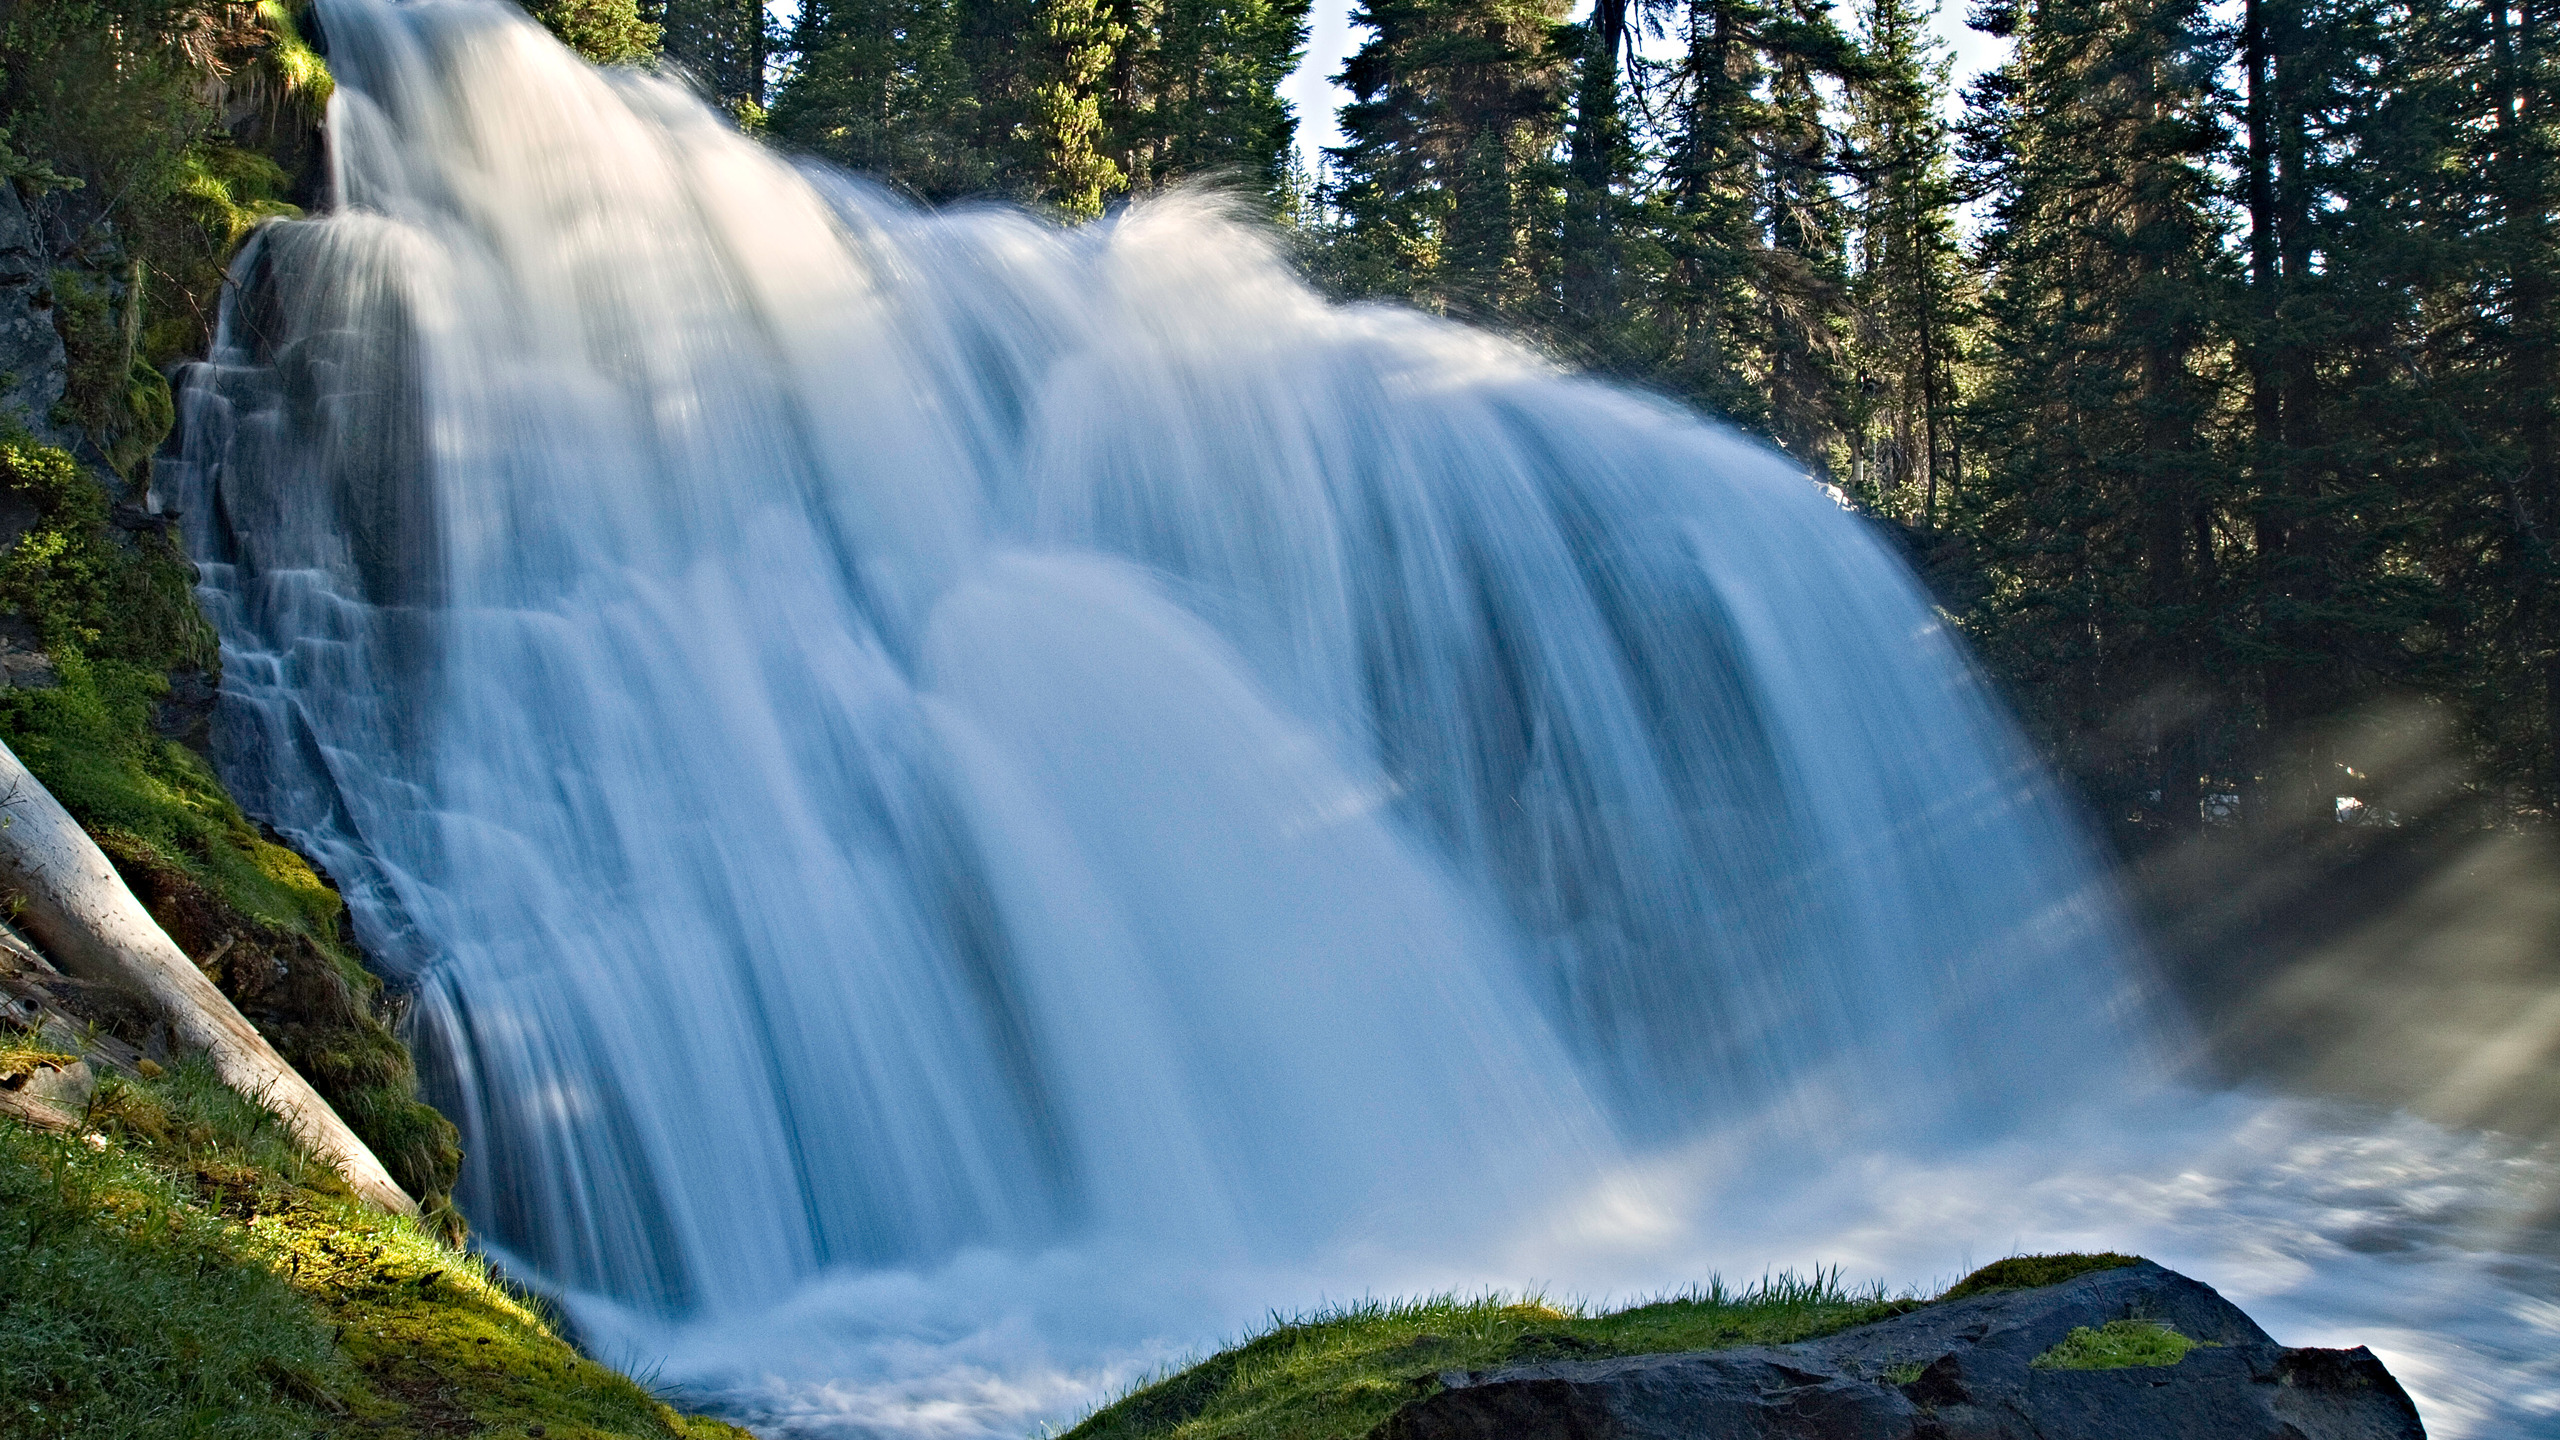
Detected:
[
  {"left": 1062, "top": 1253, "right": 2155, "bottom": 1440},
  {"left": 2030, "top": 1319, "right": 2206, "bottom": 1371},
  {"left": 0, "top": 1053, "right": 751, "bottom": 1440},
  {"left": 1061, "top": 1270, "right": 1920, "bottom": 1440}
]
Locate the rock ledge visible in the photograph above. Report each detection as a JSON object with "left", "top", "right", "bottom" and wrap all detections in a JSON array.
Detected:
[{"left": 1375, "top": 1260, "right": 2425, "bottom": 1439}]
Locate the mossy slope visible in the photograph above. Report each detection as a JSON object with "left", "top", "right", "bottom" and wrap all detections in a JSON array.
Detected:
[{"left": 1, "top": 1051, "right": 749, "bottom": 1440}]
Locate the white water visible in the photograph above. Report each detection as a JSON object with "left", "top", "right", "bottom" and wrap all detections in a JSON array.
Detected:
[{"left": 166, "top": 2, "right": 2558, "bottom": 1433}]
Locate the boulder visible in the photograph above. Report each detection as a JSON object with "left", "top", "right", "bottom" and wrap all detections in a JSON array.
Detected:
[{"left": 1375, "top": 1261, "right": 2426, "bottom": 1440}]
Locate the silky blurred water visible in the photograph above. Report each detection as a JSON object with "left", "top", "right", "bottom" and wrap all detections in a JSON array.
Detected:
[{"left": 164, "top": 2, "right": 2558, "bottom": 1433}]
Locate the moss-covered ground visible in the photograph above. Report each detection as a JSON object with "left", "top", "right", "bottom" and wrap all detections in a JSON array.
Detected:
[
  {"left": 0, "top": 1049, "right": 751, "bottom": 1440},
  {"left": 1061, "top": 1253, "right": 2145, "bottom": 1440}
]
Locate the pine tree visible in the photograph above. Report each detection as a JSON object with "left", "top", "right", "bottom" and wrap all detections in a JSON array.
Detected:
[
  {"left": 1103, "top": 0, "right": 1312, "bottom": 202},
  {"left": 772, "top": 0, "right": 1306, "bottom": 211},
  {"left": 1958, "top": 0, "right": 2233, "bottom": 822},
  {"left": 1755, "top": 9, "right": 1857, "bottom": 463},
  {"left": 1558, "top": 0, "right": 1634, "bottom": 338},
  {"left": 2230, "top": 0, "right": 2452, "bottom": 821},
  {"left": 2389, "top": 0, "right": 2560, "bottom": 805},
  {"left": 1843, "top": 0, "right": 1966, "bottom": 526},
  {"left": 1028, "top": 0, "right": 1130, "bottom": 213},
  {"left": 1648, "top": 0, "right": 1865, "bottom": 458},
  {"left": 769, "top": 0, "right": 995, "bottom": 197},
  {"left": 1322, "top": 0, "right": 1571, "bottom": 310},
  {"left": 648, "top": 0, "right": 769, "bottom": 113},
  {"left": 2481, "top": 0, "right": 2560, "bottom": 802}
]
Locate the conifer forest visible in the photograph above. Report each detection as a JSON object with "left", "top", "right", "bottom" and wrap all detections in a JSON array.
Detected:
[{"left": 639, "top": 0, "right": 2560, "bottom": 841}]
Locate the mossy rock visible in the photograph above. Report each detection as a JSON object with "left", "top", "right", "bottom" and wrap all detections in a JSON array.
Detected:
[
  {"left": 1940, "top": 1252, "right": 2142, "bottom": 1302},
  {"left": 1064, "top": 1275, "right": 1918, "bottom": 1440}
]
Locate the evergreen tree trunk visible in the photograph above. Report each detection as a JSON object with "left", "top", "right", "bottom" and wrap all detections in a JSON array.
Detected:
[{"left": 1562, "top": 2, "right": 1628, "bottom": 331}]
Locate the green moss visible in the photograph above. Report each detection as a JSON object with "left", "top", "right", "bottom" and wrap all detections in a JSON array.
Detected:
[
  {"left": 0, "top": 1033, "right": 81, "bottom": 1079},
  {"left": 93, "top": 829, "right": 467, "bottom": 1217},
  {"left": 2030, "top": 1319, "right": 2207, "bottom": 1370},
  {"left": 177, "top": 141, "right": 303, "bottom": 251},
  {"left": 1938, "top": 1252, "right": 2142, "bottom": 1302},
  {"left": 2, "top": 1057, "right": 752, "bottom": 1439},
  {"left": 1063, "top": 1271, "right": 1919, "bottom": 1440}
]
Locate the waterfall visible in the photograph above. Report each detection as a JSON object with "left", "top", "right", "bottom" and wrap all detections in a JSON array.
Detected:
[{"left": 162, "top": 1, "right": 2557, "bottom": 1435}]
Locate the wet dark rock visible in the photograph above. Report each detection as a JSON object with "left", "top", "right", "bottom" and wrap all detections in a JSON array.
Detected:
[
  {"left": 153, "top": 663, "right": 217, "bottom": 749},
  {"left": 0, "top": 181, "right": 81, "bottom": 457},
  {"left": 110, "top": 500, "right": 178, "bottom": 533},
  {"left": 0, "top": 639, "right": 58, "bottom": 690},
  {"left": 1373, "top": 1261, "right": 2427, "bottom": 1440}
]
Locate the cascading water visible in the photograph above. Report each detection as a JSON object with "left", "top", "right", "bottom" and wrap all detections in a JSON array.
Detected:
[{"left": 164, "top": 1, "right": 2560, "bottom": 1434}]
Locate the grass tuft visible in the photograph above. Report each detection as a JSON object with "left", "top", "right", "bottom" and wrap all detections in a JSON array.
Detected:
[
  {"left": 2030, "top": 1318, "right": 2207, "bottom": 1370},
  {"left": 1938, "top": 1252, "right": 2141, "bottom": 1302}
]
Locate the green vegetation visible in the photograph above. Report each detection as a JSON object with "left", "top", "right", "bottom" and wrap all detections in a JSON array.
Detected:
[
  {"left": 1062, "top": 1270, "right": 1920, "bottom": 1440},
  {"left": 1, "top": 1, "right": 671, "bottom": 1426},
  {"left": 0, "top": 1051, "right": 750, "bottom": 1440},
  {"left": 769, "top": 0, "right": 1311, "bottom": 211},
  {"left": 1062, "top": 1253, "right": 2159, "bottom": 1440},
  {"left": 533, "top": 0, "right": 667, "bottom": 65},
  {"left": 2030, "top": 1319, "right": 2207, "bottom": 1370},
  {"left": 1, "top": 0, "right": 461, "bottom": 1213},
  {"left": 1938, "top": 1251, "right": 2141, "bottom": 1301},
  {"left": 0, "top": 433, "right": 204, "bottom": 678},
  {"left": 1, "top": 0, "right": 327, "bottom": 378},
  {"left": 0, "top": 1031, "right": 79, "bottom": 1080},
  {"left": 650, "top": 0, "right": 768, "bottom": 113}
]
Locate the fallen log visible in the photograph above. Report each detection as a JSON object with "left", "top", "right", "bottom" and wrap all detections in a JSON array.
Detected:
[{"left": 0, "top": 735, "right": 417, "bottom": 1214}]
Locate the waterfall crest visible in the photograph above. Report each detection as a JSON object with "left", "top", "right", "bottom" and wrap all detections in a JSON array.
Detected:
[{"left": 166, "top": 0, "right": 2193, "bottom": 1410}]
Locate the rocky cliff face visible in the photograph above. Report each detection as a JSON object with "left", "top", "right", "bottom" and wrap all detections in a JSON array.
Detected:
[{"left": 0, "top": 181, "right": 81, "bottom": 468}]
